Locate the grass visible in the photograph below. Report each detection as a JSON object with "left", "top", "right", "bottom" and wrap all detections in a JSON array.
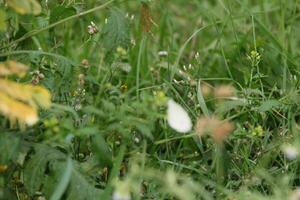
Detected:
[{"left": 1, "top": 0, "right": 300, "bottom": 199}]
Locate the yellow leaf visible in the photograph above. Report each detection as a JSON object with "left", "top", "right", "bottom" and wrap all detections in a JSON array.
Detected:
[
  {"left": 6, "top": 0, "right": 41, "bottom": 15},
  {"left": 0, "top": 60, "right": 28, "bottom": 77},
  {"left": 0, "top": 91, "right": 38, "bottom": 126}
]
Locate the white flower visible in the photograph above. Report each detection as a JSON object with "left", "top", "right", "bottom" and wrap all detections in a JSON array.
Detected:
[
  {"left": 167, "top": 99, "right": 192, "bottom": 133},
  {"left": 158, "top": 51, "right": 168, "bottom": 57},
  {"left": 112, "top": 191, "right": 131, "bottom": 200},
  {"left": 282, "top": 145, "right": 298, "bottom": 160}
]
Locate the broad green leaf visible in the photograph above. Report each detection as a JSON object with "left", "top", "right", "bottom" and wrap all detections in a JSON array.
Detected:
[
  {"left": 102, "top": 8, "right": 130, "bottom": 51},
  {"left": 257, "top": 100, "right": 281, "bottom": 112},
  {"left": 23, "top": 144, "right": 102, "bottom": 199},
  {"left": 0, "top": 10, "right": 6, "bottom": 32},
  {"left": 50, "top": 157, "right": 72, "bottom": 200},
  {"left": 6, "top": 0, "right": 41, "bottom": 15},
  {"left": 65, "top": 168, "right": 102, "bottom": 200},
  {"left": 49, "top": 6, "right": 76, "bottom": 24},
  {"left": 0, "top": 133, "right": 20, "bottom": 164},
  {"left": 91, "top": 134, "right": 113, "bottom": 167},
  {"left": 23, "top": 144, "right": 65, "bottom": 195}
]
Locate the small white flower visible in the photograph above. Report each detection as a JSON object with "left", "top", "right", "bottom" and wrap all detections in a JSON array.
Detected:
[
  {"left": 158, "top": 51, "right": 168, "bottom": 57},
  {"left": 167, "top": 99, "right": 192, "bottom": 133},
  {"left": 282, "top": 145, "right": 298, "bottom": 160},
  {"left": 112, "top": 191, "right": 131, "bottom": 200}
]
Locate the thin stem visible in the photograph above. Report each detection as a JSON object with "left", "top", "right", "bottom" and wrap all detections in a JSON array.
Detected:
[{"left": 0, "top": 0, "right": 116, "bottom": 50}]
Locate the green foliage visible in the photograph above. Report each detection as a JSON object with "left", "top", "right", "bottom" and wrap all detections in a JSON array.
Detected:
[
  {"left": 101, "top": 8, "right": 131, "bottom": 62},
  {"left": 49, "top": 6, "right": 76, "bottom": 24},
  {"left": 0, "top": 133, "right": 20, "bottom": 164},
  {"left": 2, "top": 0, "right": 300, "bottom": 199},
  {"left": 23, "top": 144, "right": 102, "bottom": 199},
  {"left": 0, "top": 10, "right": 6, "bottom": 32}
]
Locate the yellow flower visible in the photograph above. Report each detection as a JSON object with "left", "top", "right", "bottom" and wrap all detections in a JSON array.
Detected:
[
  {"left": 0, "top": 91, "right": 38, "bottom": 126},
  {"left": 0, "top": 60, "right": 51, "bottom": 127},
  {"left": 0, "top": 60, "right": 28, "bottom": 77}
]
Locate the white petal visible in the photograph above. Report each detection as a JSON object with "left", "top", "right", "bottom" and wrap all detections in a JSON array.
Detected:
[
  {"left": 283, "top": 145, "right": 298, "bottom": 160},
  {"left": 167, "top": 99, "right": 192, "bottom": 133},
  {"left": 112, "top": 192, "right": 131, "bottom": 200}
]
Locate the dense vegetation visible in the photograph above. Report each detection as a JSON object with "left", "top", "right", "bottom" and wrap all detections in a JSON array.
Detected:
[{"left": 1, "top": 0, "right": 300, "bottom": 199}]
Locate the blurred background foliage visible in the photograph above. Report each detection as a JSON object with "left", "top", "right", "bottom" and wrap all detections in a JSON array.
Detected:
[{"left": 1, "top": 0, "right": 300, "bottom": 199}]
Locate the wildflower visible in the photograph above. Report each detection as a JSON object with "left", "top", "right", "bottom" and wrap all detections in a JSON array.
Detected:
[
  {"left": 153, "top": 91, "right": 167, "bottom": 106},
  {"left": 116, "top": 47, "right": 127, "bottom": 56},
  {"left": 112, "top": 191, "right": 131, "bottom": 200},
  {"left": 195, "top": 116, "right": 234, "bottom": 144},
  {"left": 0, "top": 60, "right": 27, "bottom": 77},
  {"left": 282, "top": 145, "right": 298, "bottom": 160},
  {"left": 252, "top": 125, "right": 264, "bottom": 137},
  {"left": 120, "top": 84, "right": 128, "bottom": 93},
  {"left": 0, "top": 92, "right": 38, "bottom": 126},
  {"left": 247, "top": 50, "right": 261, "bottom": 66},
  {"left": 167, "top": 99, "right": 192, "bottom": 133},
  {"left": 158, "top": 51, "right": 168, "bottom": 57},
  {"left": 214, "top": 84, "right": 236, "bottom": 99},
  {"left": 78, "top": 74, "right": 85, "bottom": 86},
  {"left": 290, "top": 188, "right": 300, "bottom": 200},
  {"left": 113, "top": 179, "right": 131, "bottom": 200},
  {"left": 87, "top": 21, "right": 98, "bottom": 35},
  {"left": 201, "top": 82, "right": 213, "bottom": 97},
  {"left": 31, "top": 70, "right": 45, "bottom": 85},
  {"left": 195, "top": 52, "right": 200, "bottom": 60},
  {"left": 81, "top": 59, "right": 90, "bottom": 69},
  {"left": 212, "top": 121, "right": 234, "bottom": 144}
]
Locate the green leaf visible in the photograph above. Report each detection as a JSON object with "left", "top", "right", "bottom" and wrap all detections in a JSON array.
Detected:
[
  {"left": 257, "top": 100, "right": 281, "bottom": 112},
  {"left": 0, "top": 133, "right": 20, "bottom": 164},
  {"left": 102, "top": 8, "right": 130, "bottom": 52},
  {"left": 65, "top": 168, "right": 102, "bottom": 200},
  {"left": 50, "top": 157, "right": 73, "bottom": 200},
  {"left": 216, "top": 100, "right": 247, "bottom": 114},
  {"left": 6, "top": 0, "right": 42, "bottom": 15},
  {"left": 23, "top": 144, "right": 102, "bottom": 199},
  {"left": 23, "top": 144, "right": 65, "bottom": 195},
  {"left": 49, "top": 6, "right": 76, "bottom": 24},
  {"left": 91, "top": 134, "right": 113, "bottom": 167},
  {"left": 0, "top": 10, "right": 7, "bottom": 32}
]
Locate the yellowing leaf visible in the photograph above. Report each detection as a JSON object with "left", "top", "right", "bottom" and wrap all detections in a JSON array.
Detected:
[
  {"left": 0, "top": 91, "right": 38, "bottom": 126},
  {"left": 6, "top": 0, "right": 42, "bottom": 15},
  {"left": 0, "top": 60, "right": 28, "bottom": 77}
]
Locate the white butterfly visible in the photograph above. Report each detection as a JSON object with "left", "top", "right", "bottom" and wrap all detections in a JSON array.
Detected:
[{"left": 167, "top": 99, "right": 192, "bottom": 133}]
